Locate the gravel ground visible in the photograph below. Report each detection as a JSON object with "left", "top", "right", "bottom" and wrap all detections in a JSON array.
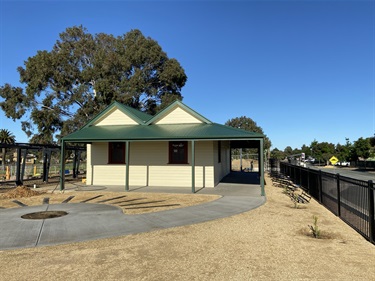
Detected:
[{"left": 1, "top": 174, "right": 375, "bottom": 280}]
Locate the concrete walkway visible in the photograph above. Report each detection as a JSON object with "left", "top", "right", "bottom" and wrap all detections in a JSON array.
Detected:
[{"left": 0, "top": 173, "right": 266, "bottom": 250}]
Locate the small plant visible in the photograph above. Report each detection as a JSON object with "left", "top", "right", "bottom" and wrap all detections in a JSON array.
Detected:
[
  {"left": 282, "top": 185, "right": 289, "bottom": 194},
  {"left": 292, "top": 193, "right": 299, "bottom": 208},
  {"left": 308, "top": 215, "right": 321, "bottom": 238}
]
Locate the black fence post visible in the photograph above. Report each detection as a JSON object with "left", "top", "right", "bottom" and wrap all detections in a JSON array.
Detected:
[
  {"left": 15, "top": 147, "right": 22, "bottom": 186},
  {"left": 318, "top": 170, "right": 323, "bottom": 203},
  {"left": 336, "top": 173, "right": 341, "bottom": 217},
  {"left": 20, "top": 149, "right": 27, "bottom": 182},
  {"left": 307, "top": 168, "right": 310, "bottom": 194},
  {"left": 42, "top": 149, "right": 51, "bottom": 182},
  {"left": 368, "top": 180, "right": 374, "bottom": 244},
  {"left": 42, "top": 149, "right": 47, "bottom": 182}
]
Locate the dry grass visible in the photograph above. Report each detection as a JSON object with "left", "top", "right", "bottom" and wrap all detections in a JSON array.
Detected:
[{"left": 1, "top": 174, "right": 375, "bottom": 280}]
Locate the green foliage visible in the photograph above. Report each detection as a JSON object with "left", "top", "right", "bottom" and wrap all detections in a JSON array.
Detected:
[
  {"left": 336, "top": 141, "right": 351, "bottom": 162},
  {"left": 277, "top": 136, "right": 373, "bottom": 163},
  {"left": 310, "top": 140, "right": 335, "bottom": 163},
  {"left": 225, "top": 116, "right": 272, "bottom": 150},
  {"left": 301, "top": 144, "right": 311, "bottom": 158},
  {"left": 0, "top": 26, "right": 187, "bottom": 144},
  {"left": 0, "top": 129, "right": 16, "bottom": 144},
  {"left": 283, "top": 146, "right": 293, "bottom": 155},
  {"left": 270, "top": 148, "right": 286, "bottom": 160},
  {"left": 308, "top": 215, "right": 321, "bottom": 238},
  {"left": 352, "top": 137, "right": 371, "bottom": 160},
  {"left": 0, "top": 129, "right": 16, "bottom": 168}
]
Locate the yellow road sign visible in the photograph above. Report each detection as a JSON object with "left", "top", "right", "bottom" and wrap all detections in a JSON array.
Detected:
[{"left": 329, "top": 156, "right": 339, "bottom": 165}]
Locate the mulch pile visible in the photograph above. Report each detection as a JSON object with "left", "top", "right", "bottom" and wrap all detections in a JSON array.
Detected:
[{"left": 0, "top": 186, "right": 46, "bottom": 199}]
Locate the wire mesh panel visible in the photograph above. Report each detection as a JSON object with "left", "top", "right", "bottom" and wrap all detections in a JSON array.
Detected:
[
  {"left": 307, "top": 169, "right": 320, "bottom": 200},
  {"left": 339, "top": 176, "right": 370, "bottom": 239},
  {"left": 294, "top": 166, "right": 301, "bottom": 186},
  {"left": 321, "top": 172, "right": 338, "bottom": 215},
  {"left": 300, "top": 168, "right": 309, "bottom": 191}
]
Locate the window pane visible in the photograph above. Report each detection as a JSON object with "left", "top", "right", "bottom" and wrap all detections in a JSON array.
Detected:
[
  {"left": 109, "top": 142, "right": 125, "bottom": 164},
  {"left": 169, "top": 141, "right": 187, "bottom": 164}
]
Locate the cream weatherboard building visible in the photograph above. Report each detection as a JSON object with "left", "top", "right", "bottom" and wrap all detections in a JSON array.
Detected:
[{"left": 60, "top": 101, "right": 265, "bottom": 194}]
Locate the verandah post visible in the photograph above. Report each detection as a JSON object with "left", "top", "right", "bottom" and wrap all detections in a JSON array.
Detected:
[
  {"left": 260, "top": 138, "right": 265, "bottom": 196},
  {"left": 60, "top": 141, "right": 65, "bottom": 191},
  {"left": 191, "top": 140, "right": 195, "bottom": 193},
  {"left": 125, "top": 141, "right": 130, "bottom": 192}
]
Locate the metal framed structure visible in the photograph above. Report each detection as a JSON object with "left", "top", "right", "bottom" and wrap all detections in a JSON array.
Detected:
[{"left": 0, "top": 142, "right": 84, "bottom": 185}]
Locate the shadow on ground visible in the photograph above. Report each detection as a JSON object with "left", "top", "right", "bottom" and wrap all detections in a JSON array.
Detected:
[{"left": 220, "top": 171, "right": 260, "bottom": 184}]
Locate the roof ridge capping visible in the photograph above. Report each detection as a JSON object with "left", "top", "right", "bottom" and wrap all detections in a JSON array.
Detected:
[{"left": 146, "top": 100, "right": 212, "bottom": 125}]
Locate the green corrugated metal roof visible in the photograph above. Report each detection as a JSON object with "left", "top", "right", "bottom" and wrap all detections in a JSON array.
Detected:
[
  {"left": 63, "top": 100, "right": 264, "bottom": 142},
  {"left": 63, "top": 123, "right": 264, "bottom": 142}
]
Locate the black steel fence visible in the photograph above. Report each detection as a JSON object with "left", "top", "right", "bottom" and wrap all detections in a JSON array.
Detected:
[{"left": 280, "top": 162, "right": 375, "bottom": 245}]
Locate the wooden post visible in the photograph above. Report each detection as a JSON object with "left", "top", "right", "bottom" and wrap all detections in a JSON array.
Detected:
[
  {"left": 191, "top": 140, "right": 195, "bottom": 193},
  {"left": 125, "top": 141, "right": 130, "bottom": 191},
  {"left": 60, "top": 141, "right": 65, "bottom": 191},
  {"left": 260, "top": 138, "right": 265, "bottom": 196}
]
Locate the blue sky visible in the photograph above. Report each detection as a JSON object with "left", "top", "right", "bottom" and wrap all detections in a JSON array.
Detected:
[{"left": 0, "top": 0, "right": 374, "bottom": 150}]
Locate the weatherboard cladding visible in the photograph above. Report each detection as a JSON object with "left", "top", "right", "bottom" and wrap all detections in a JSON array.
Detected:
[
  {"left": 63, "top": 100, "right": 264, "bottom": 142},
  {"left": 87, "top": 141, "right": 219, "bottom": 187},
  {"left": 94, "top": 108, "right": 139, "bottom": 126},
  {"left": 147, "top": 100, "right": 212, "bottom": 125},
  {"left": 154, "top": 107, "right": 203, "bottom": 124}
]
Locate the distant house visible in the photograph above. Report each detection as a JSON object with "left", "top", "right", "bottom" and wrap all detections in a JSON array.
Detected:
[{"left": 60, "top": 101, "right": 265, "bottom": 194}]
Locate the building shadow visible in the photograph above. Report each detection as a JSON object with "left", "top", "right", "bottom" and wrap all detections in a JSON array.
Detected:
[{"left": 220, "top": 171, "right": 260, "bottom": 185}]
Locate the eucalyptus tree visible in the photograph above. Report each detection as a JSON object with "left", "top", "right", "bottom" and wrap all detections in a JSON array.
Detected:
[
  {"left": 225, "top": 116, "right": 272, "bottom": 150},
  {"left": 352, "top": 137, "right": 371, "bottom": 160},
  {"left": 0, "top": 26, "right": 187, "bottom": 143},
  {"left": 270, "top": 148, "right": 286, "bottom": 160}
]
